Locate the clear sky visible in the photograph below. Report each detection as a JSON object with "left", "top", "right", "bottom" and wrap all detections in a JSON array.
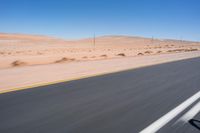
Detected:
[{"left": 0, "top": 0, "right": 200, "bottom": 41}]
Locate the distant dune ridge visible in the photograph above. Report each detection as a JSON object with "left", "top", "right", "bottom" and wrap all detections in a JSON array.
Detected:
[
  {"left": 0, "top": 33, "right": 199, "bottom": 69},
  {"left": 0, "top": 33, "right": 61, "bottom": 41}
]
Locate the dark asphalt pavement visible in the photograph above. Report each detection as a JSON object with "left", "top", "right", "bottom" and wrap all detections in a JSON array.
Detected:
[{"left": 0, "top": 57, "right": 200, "bottom": 133}]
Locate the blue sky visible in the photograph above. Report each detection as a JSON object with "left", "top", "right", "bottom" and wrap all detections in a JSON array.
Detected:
[{"left": 0, "top": 0, "right": 200, "bottom": 41}]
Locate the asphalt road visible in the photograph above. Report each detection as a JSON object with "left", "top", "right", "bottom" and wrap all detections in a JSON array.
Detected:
[{"left": 0, "top": 57, "right": 200, "bottom": 133}]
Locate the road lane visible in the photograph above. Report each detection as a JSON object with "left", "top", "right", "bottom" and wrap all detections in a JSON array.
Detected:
[
  {"left": 0, "top": 57, "right": 200, "bottom": 133},
  {"left": 140, "top": 91, "right": 200, "bottom": 133}
]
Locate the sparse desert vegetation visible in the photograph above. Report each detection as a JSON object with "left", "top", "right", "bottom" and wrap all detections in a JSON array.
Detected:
[
  {"left": 157, "top": 51, "right": 162, "bottom": 53},
  {"left": 185, "top": 48, "right": 198, "bottom": 52},
  {"left": 144, "top": 51, "right": 153, "bottom": 54},
  {"left": 82, "top": 56, "right": 88, "bottom": 59},
  {"left": 167, "top": 48, "right": 198, "bottom": 53},
  {"left": 0, "top": 33, "right": 200, "bottom": 69},
  {"left": 117, "top": 53, "right": 126, "bottom": 57},
  {"left": 12, "top": 60, "right": 27, "bottom": 67},
  {"left": 55, "top": 57, "right": 75, "bottom": 63},
  {"left": 100, "top": 54, "right": 107, "bottom": 58},
  {"left": 137, "top": 53, "right": 144, "bottom": 56}
]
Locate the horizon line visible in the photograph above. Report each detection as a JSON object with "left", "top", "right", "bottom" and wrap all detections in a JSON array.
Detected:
[{"left": 0, "top": 32, "right": 199, "bottom": 43}]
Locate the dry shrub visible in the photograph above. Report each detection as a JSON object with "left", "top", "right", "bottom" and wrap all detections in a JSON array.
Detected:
[
  {"left": 117, "top": 53, "right": 126, "bottom": 57},
  {"left": 167, "top": 50, "right": 173, "bottom": 52},
  {"left": 37, "top": 52, "right": 43, "bottom": 55},
  {"left": 157, "top": 51, "right": 162, "bottom": 53},
  {"left": 167, "top": 49, "right": 185, "bottom": 53},
  {"left": 137, "top": 53, "right": 144, "bottom": 56},
  {"left": 100, "top": 54, "right": 107, "bottom": 57},
  {"left": 82, "top": 56, "right": 88, "bottom": 59},
  {"left": 55, "top": 57, "right": 75, "bottom": 63},
  {"left": 70, "top": 58, "right": 76, "bottom": 61},
  {"left": 12, "top": 60, "right": 27, "bottom": 67},
  {"left": 185, "top": 48, "right": 198, "bottom": 52},
  {"left": 0, "top": 52, "right": 5, "bottom": 55},
  {"left": 144, "top": 51, "right": 153, "bottom": 54}
]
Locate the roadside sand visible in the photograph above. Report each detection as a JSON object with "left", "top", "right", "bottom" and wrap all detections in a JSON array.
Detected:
[
  {"left": 0, "top": 51, "right": 200, "bottom": 92},
  {"left": 0, "top": 33, "right": 200, "bottom": 92}
]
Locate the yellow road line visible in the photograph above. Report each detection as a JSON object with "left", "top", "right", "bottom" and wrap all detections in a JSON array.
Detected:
[
  {"left": 1, "top": 56, "right": 199, "bottom": 94},
  {"left": 0, "top": 69, "right": 133, "bottom": 94}
]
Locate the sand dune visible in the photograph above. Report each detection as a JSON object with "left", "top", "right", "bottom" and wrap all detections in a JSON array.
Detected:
[{"left": 0, "top": 33, "right": 199, "bottom": 69}]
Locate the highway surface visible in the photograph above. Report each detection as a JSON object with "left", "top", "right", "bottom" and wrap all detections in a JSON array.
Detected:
[{"left": 0, "top": 57, "right": 200, "bottom": 133}]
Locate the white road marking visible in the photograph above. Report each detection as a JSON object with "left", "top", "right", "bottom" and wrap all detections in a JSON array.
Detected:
[
  {"left": 176, "top": 101, "right": 200, "bottom": 123},
  {"left": 140, "top": 90, "right": 200, "bottom": 133}
]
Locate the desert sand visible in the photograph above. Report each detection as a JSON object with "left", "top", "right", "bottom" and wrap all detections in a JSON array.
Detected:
[{"left": 0, "top": 33, "right": 200, "bottom": 92}]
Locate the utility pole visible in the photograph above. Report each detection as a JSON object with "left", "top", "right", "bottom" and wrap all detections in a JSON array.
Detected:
[
  {"left": 93, "top": 33, "right": 96, "bottom": 48},
  {"left": 151, "top": 36, "right": 154, "bottom": 44},
  {"left": 180, "top": 36, "right": 183, "bottom": 43}
]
